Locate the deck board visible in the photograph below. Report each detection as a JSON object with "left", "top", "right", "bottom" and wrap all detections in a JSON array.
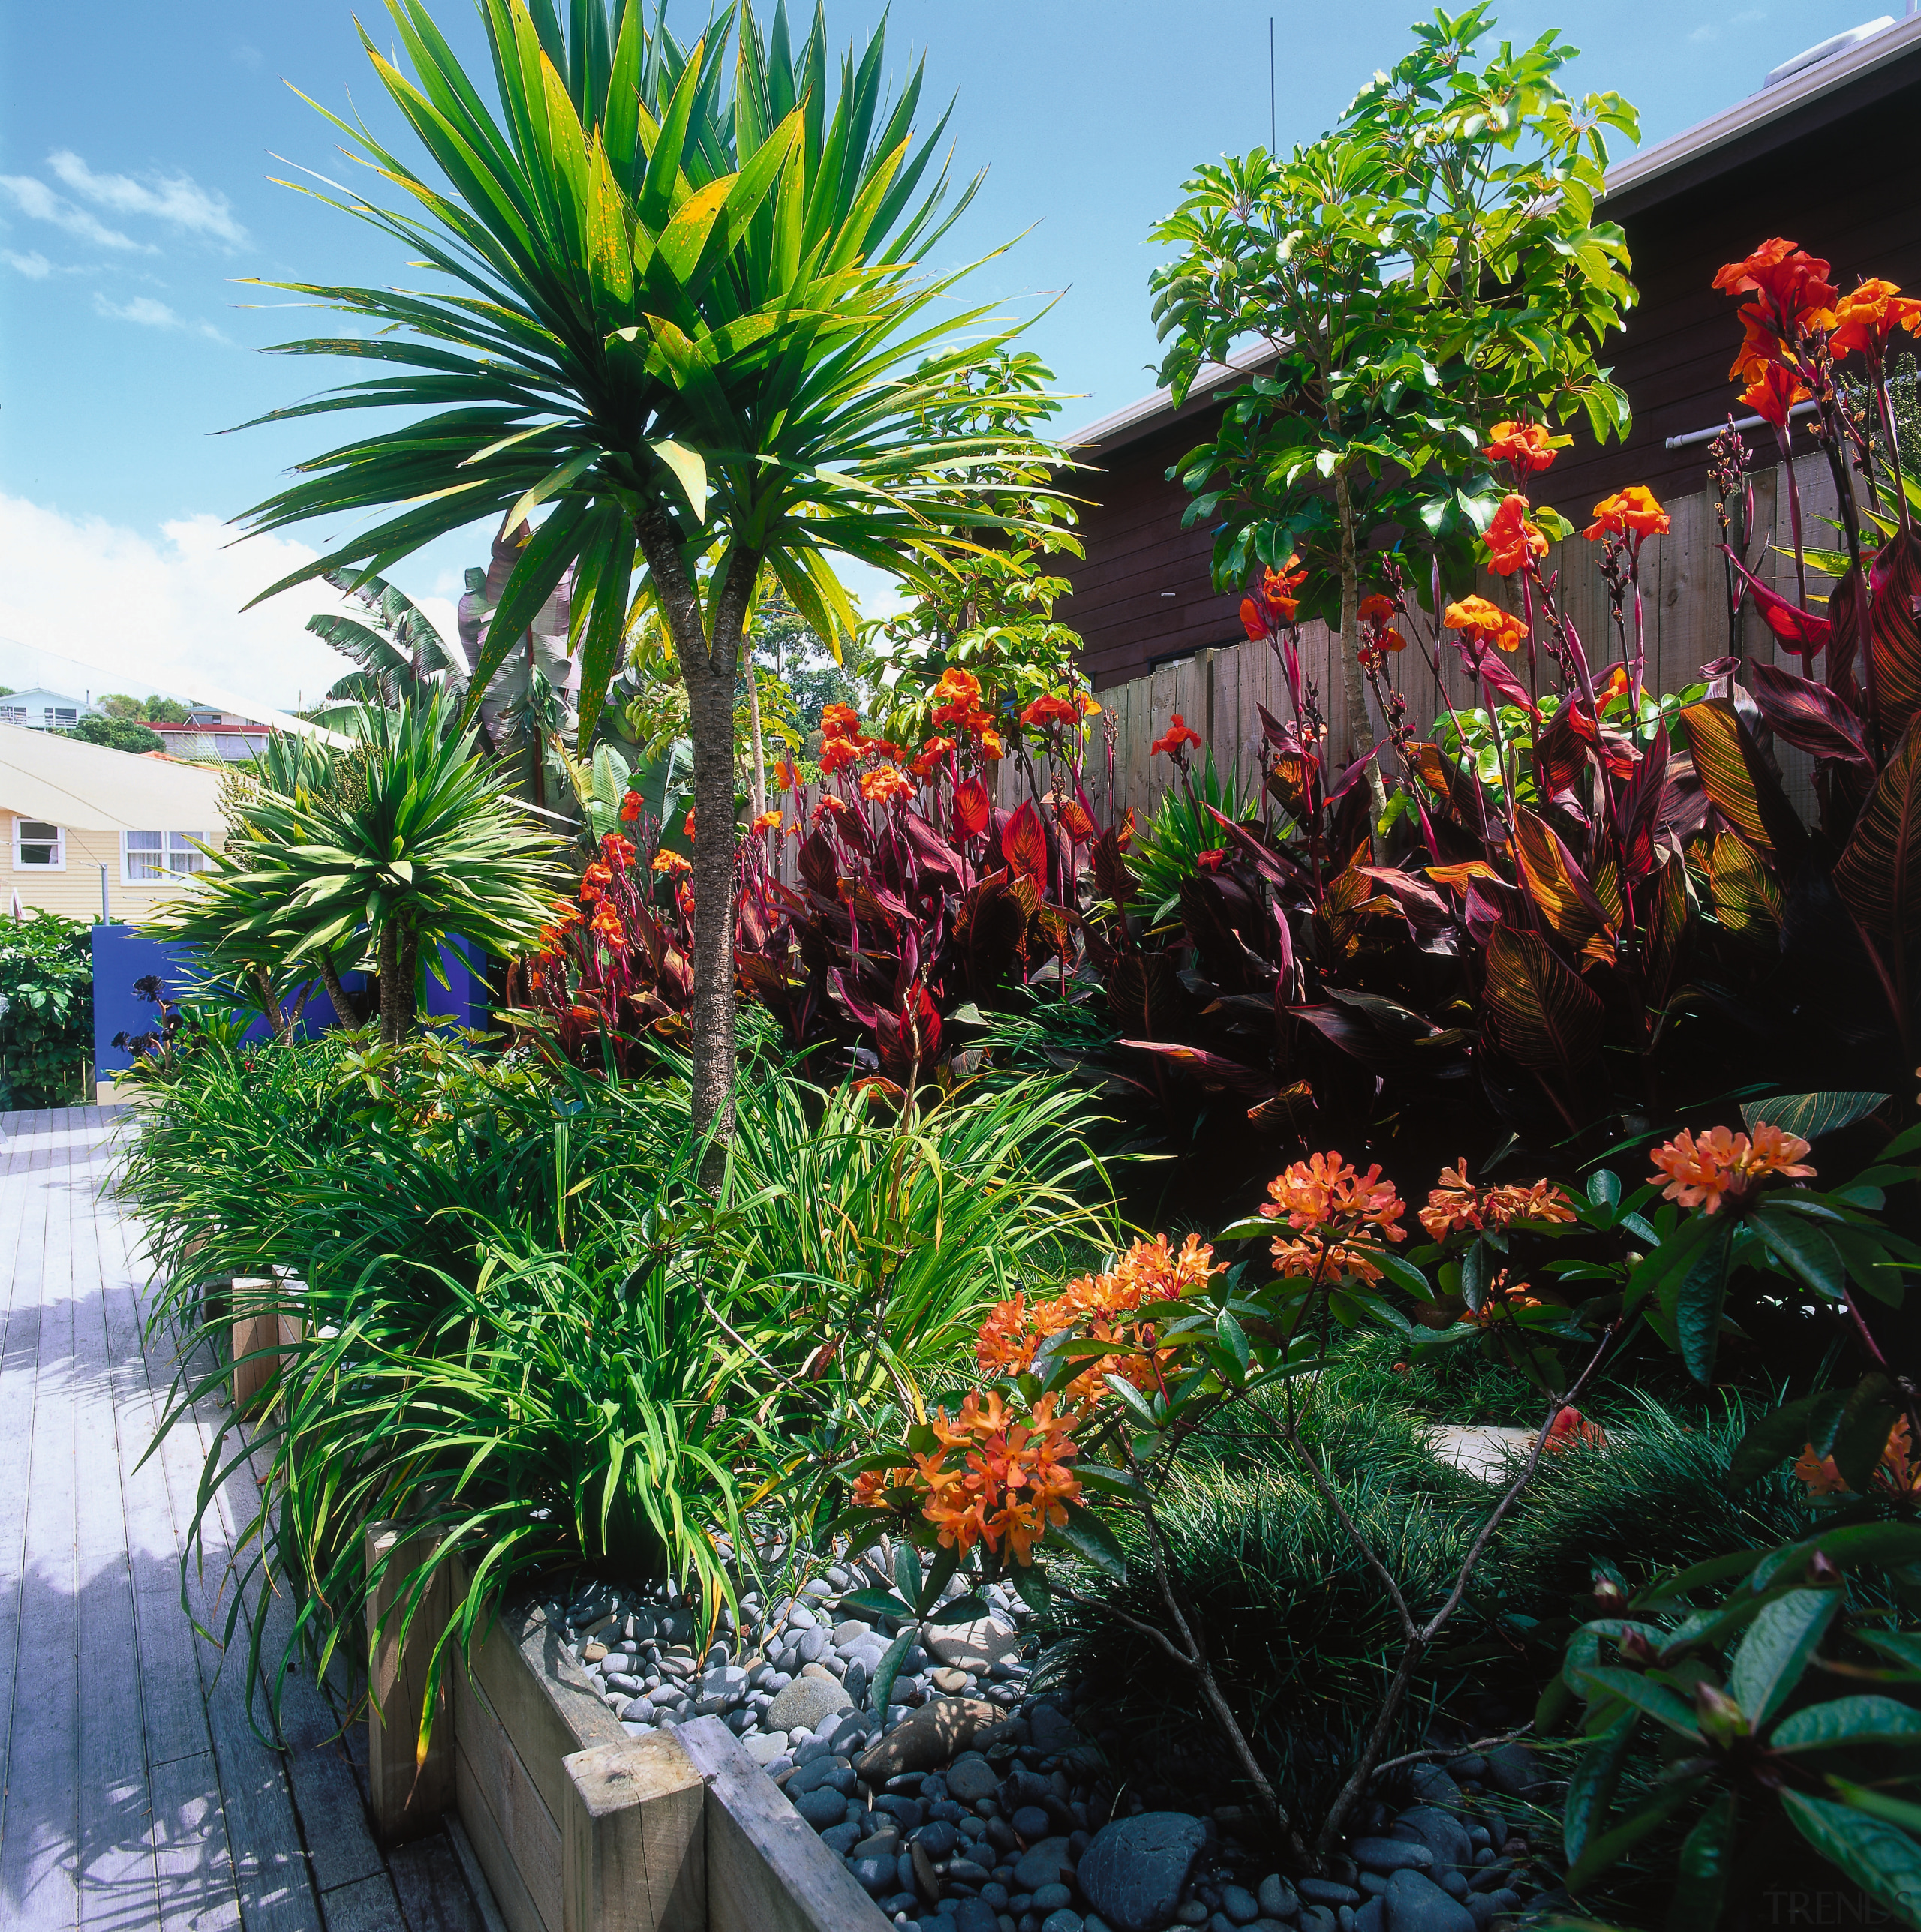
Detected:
[{"left": 0, "top": 1108, "right": 495, "bottom": 1932}]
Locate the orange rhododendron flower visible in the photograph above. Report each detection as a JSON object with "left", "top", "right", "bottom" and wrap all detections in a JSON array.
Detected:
[
  {"left": 750, "top": 810, "right": 782, "bottom": 834},
  {"left": 911, "top": 1391, "right": 1081, "bottom": 1565},
  {"left": 1585, "top": 486, "right": 1670, "bottom": 543},
  {"left": 1485, "top": 494, "right": 1549, "bottom": 577},
  {"left": 858, "top": 763, "right": 915, "bottom": 804},
  {"left": 1649, "top": 1121, "right": 1815, "bottom": 1215},
  {"left": 1483, "top": 421, "right": 1560, "bottom": 474},
  {"left": 1829, "top": 278, "right": 1921, "bottom": 359},
  {"left": 1021, "top": 693, "right": 1081, "bottom": 729},
  {"left": 651, "top": 849, "right": 691, "bottom": 875},
  {"left": 1740, "top": 360, "right": 1810, "bottom": 434},
  {"left": 851, "top": 1466, "right": 918, "bottom": 1513},
  {"left": 1419, "top": 1160, "right": 1578, "bottom": 1242},
  {"left": 1795, "top": 1417, "right": 1921, "bottom": 1500},
  {"left": 1443, "top": 595, "right": 1526, "bottom": 652},
  {"left": 1151, "top": 713, "right": 1204, "bottom": 757},
  {"left": 1544, "top": 1406, "right": 1608, "bottom": 1454},
  {"left": 1260, "top": 1152, "right": 1406, "bottom": 1284}
]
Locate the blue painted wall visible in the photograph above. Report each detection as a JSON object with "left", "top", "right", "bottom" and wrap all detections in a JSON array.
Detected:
[{"left": 90, "top": 926, "right": 491, "bottom": 1074}]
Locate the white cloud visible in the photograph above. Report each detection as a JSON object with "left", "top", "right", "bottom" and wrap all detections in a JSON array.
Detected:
[
  {"left": 3, "top": 250, "right": 50, "bottom": 278},
  {"left": 0, "top": 497, "right": 458, "bottom": 717},
  {"left": 0, "top": 174, "right": 152, "bottom": 252},
  {"left": 47, "top": 151, "right": 247, "bottom": 248},
  {"left": 1690, "top": 8, "right": 1765, "bottom": 41},
  {"left": 92, "top": 291, "right": 229, "bottom": 343}
]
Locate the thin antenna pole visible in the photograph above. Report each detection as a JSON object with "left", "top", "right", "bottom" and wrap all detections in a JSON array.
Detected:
[{"left": 1270, "top": 17, "right": 1276, "bottom": 152}]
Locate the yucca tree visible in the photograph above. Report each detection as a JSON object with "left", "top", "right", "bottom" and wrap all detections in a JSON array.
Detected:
[
  {"left": 236, "top": 0, "right": 1064, "bottom": 1139},
  {"left": 153, "top": 701, "right": 564, "bottom": 1044}
]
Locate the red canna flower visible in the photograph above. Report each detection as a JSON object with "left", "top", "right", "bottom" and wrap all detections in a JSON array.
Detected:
[
  {"left": 1483, "top": 420, "right": 1562, "bottom": 475},
  {"left": 579, "top": 861, "right": 613, "bottom": 901},
  {"left": 909, "top": 735, "right": 955, "bottom": 779},
  {"left": 1150, "top": 712, "right": 1204, "bottom": 758},
  {"left": 979, "top": 726, "right": 1004, "bottom": 759},
  {"left": 954, "top": 776, "right": 991, "bottom": 837},
  {"left": 774, "top": 759, "right": 799, "bottom": 792},
  {"left": 619, "top": 789, "right": 642, "bottom": 823},
  {"left": 1484, "top": 494, "right": 1549, "bottom": 577},
  {"left": 1740, "top": 360, "right": 1810, "bottom": 433},
  {"left": 1195, "top": 848, "right": 1226, "bottom": 872},
  {"left": 1240, "top": 555, "right": 1306, "bottom": 638},
  {"left": 1021, "top": 692, "right": 1081, "bottom": 730},
  {"left": 818, "top": 737, "right": 861, "bottom": 775},
  {"left": 1584, "top": 486, "right": 1670, "bottom": 543},
  {"left": 933, "top": 666, "right": 982, "bottom": 708},
  {"left": 683, "top": 807, "right": 697, "bottom": 840},
  {"left": 1714, "top": 239, "right": 1837, "bottom": 330},
  {"left": 1443, "top": 595, "right": 1526, "bottom": 653},
  {"left": 820, "top": 702, "right": 861, "bottom": 741},
  {"left": 858, "top": 763, "right": 915, "bottom": 804}
]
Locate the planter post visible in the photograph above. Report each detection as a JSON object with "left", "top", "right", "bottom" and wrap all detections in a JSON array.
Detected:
[
  {"left": 365, "top": 1521, "right": 456, "bottom": 1843},
  {"left": 230, "top": 1273, "right": 302, "bottom": 1417},
  {"left": 560, "top": 1736, "right": 706, "bottom": 1932}
]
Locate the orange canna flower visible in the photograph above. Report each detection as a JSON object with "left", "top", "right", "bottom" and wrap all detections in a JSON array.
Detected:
[
  {"left": 1585, "top": 486, "right": 1670, "bottom": 543},
  {"left": 1443, "top": 595, "right": 1526, "bottom": 653},
  {"left": 1740, "top": 361, "right": 1810, "bottom": 434},
  {"left": 1485, "top": 494, "right": 1549, "bottom": 578},
  {"left": 1829, "top": 278, "right": 1921, "bottom": 360},
  {"left": 619, "top": 789, "right": 642, "bottom": 823},
  {"left": 1714, "top": 239, "right": 1837, "bottom": 334},
  {"left": 589, "top": 902, "right": 626, "bottom": 946},
  {"left": 818, "top": 737, "right": 861, "bottom": 775},
  {"left": 933, "top": 666, "right": 982, "bottom": 710},
  {"left": 683, "top": 807, "right": 697, "bottom": 840},
  {"left": 1649, "top": 1120, "right": 1815, "bottom": 1215},
  {"left": 579, "top": 861, "right": 613, "bottom": 901},
  {"left": 1483, "top": 420, "right": 1561, "bottom": 475},
  {"left": 1151, "top": 712, "right": 1204, "bottom": 758},
  {"left": 910, "top": 735, "right": 956, "bottom": 779},
  {"left": 858, "top": 763, "right": 915, "bottom": 804},
  {"left": 1358, "top": 593, "right": 1398, "bottom": 626},
  {"left": 819, "top": 702, "right": 861, "bottom": 741},
  {"left": 979, "top": 727, "right": 1004, "bottom": 759},
  {"left": 1079, "top": 693, "right": 1102, "bottom": 717},
  {"left": 651, "top": 849, "right": 691, "bottom": 875},
  {"left": 774, "top": 759, "right": 799, "bottom": 792},
  {"left": 813, "top": 794, "right": 849, "bottom": 821},
  {"left": 1240, "top": 556, "right": 1306, "bottom": 638},
  {"left": 602, "top": 832, "right": 636, "bottom": 866},
  {"left": 1021, "top": 692, "right": 1081, "bottom": 730},
  {"left": 750, "top": 809, "right": 782, "bottom": 834}
]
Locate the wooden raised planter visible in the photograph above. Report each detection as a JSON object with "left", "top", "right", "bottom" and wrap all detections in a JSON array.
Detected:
[{"left": 364, "top": 1525, "right": 894, "bottom": 1932}]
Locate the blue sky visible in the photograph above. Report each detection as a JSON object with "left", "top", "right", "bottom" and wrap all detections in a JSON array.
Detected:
[{"left": 0, "top": 0, "right": 1888, "bottom": 708}]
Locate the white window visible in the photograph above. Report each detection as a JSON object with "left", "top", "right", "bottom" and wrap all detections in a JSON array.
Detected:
[
  {"left": 215, "top": 735, "right": 254, "bottom": 761},
  {"left": 122, "top": 831, "right": 206, "bottom": 883},
  {"left": 0, "top": 706, "right": 24, "bottom": 726},
  {"left": 46, "top": 708, "right": 77, "bottom": 729},
  {"left": 14, "top": 819, "right": 63, "bottom": 869}
]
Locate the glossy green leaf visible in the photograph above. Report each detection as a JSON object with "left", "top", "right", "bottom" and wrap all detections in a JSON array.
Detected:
[
  {"left": 837, "top": 1586, "right": 912, "bottom": 1622},
  {"left": 1781, "top": 1789, "right": 1921, "bottom": 1930},
  {"left": 1565, "top": 1777, "right": 1711, "bottom": 1893},
  {"left": 1674, "top": 1219, "right": 1736, "bottom": 1383},
  {"left": 867, "top": 1626, "right": 915, "bottom": 1717},
  {"left": 1054, "top": 1502, "right": 1129, "bottom": 1581},
  {"left": 1771, "top": 1696, "right": 1921, "bottom": 1753},
  {"left": 1730, "top": 1590, "right": 1839, "bottom": 1727},
  {"left": 1563, "top": 1714, "right": 1636, "bottom": 1864},
  {"left": 1742, "top": 1092, "right": 1889, "bottom": 1140},
  {"left": 1668, "top": 1791, "right": 1738, "bottom": 1932},
  {"left": 1570, "top": 1666, "right": 1702, "bottom": 1739}
]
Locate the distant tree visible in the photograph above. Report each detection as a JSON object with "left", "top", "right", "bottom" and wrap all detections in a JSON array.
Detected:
[
  {"left": 66, "top": 715, "right": 164, "bottom": 755},
  {"left": 99, "top": 693, "right": 191, "bottom": 725}
]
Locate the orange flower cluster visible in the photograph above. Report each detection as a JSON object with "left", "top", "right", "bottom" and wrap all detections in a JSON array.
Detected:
[
  {"left": 977, "top": 1233, "right": 1225, "bottom": 1408},
  {"left": 1443, "top": 595, "right": 1526, "bottom": 653},
  {"left": 1483, "top": 421, "right": 1562, "bottom": 476},
  {"left": 1649, "top": 1122, "right": 1815, "bottom": 1215},
  {"left": 589, "top": 901, "right": 625, "bottom": 945},
  {"left": 858, "top": 764, "right": 915, "bottom": 804},
  {"left": 619, "top": 789, "right": 642, "bottom": 823},
  {"left": 750, "top": 809, "right": 783, "bottom": 834},
  {"left": 911, "top": 735, "right": 956, "bottom": 778},
  {"left": 927, "top": 667, "right": 1005, "bottom": 757},
  {"left": 651, "top": 849, "right": 691, "bottom": 876},
  {"left": 855, "top": 1393, "right": 1081, "bottom": 1566},
  {"left": 1545, "top": 1405, "right": 1608, "bottom": 1454},
  {"left": 1463, "top": 1273, "right": 1544, "bottom": 1327},
  {"left": 1260, "top": 1152, "right": 1407, "bottom": 1283},
  {"left": 1419, "top": 1159, "right": 1577, "bottom": 1242},
  {"left": 1151, "top": 713, "right": 1204, "bottom": 758},
  {"left": 1485, "top": 494, "right": 1549, "bottom": 578},
  {"left": 1796, "top": 1417, "right": 1921, "bottom": 1501},
  {"left": 1585, "top": 486, "right": 1670, "bottom": 544},
  {"left": 1830, "top": 278, "right": 1921, "bottom": 361},
  {"left": 579, "top": 861, "right": 613, "bottom": 901},
  {"left": 1357, "top": 593, "right": 1408, "bottom": 667},
  {"left": 1021, "top": 693, "right": 1081, "bottom": 731},
  {"left": 1716, "top": 239, "right": 1838, "bottom": 380},
  {"left": 1239, "top": 556, "right": 1307, "bottom": 641}
]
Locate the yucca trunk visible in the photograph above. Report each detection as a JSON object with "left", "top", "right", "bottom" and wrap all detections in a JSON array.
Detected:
[
  {"left": 317, "top": 952, "right": 362, "bottom": 1029},
  {"left": 636, "top": 504, "right": 762, "bottom": 1148},
  {"left": 378, "top": 923, "right": 403, "bottom": 1047}
]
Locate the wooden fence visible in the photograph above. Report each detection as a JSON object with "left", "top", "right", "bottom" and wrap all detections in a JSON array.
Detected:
[{"left": 989, "top": 453, "right": 1839, "bottom": 825}]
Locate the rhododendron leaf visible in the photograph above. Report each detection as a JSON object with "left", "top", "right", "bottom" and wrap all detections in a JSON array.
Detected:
[
  {"left": 1460, "top": 1237, "right": 1495, "bottom": 1313},
  {"left": 1369, "top": 1249, "right": 1436, "bottom": 1302},
  {"left": 1637, "top": 1548, "right": 1768, "bottom": 1606},
  {"left": 1587, "top": 1169, "right": 1622, "bottom": 1212},
  {"left": 1055, "top": 1503, "right": 1128, "bottom": 1581},
  {"left": 1669, "top": 1792, "right": 1739, "bottom": 1932},
  {"left": 1772, "top": 1696, "right": 1921, "bottom": 1753},
  {"left": 1562, "top": 1713, "right": 1637, "bottom": 1864},
  {"left": 1571, "top": 1668, "right": 1703, "bottom": 1740},
  {"left": 1754, "top": 1208, "right": 1847, "bottom": 1303},
  {"left": 1075, "top": 1465, "right": 1147, "bottom": 1501},
  {"left": 1214, "top": 1308, "right": 1251, "bottom": 1376},
  {"left": 1564, "top": 1778, "right": 1712, "bottom": 1894},
  {"left": 868, "top": 1627, "right": 915, "bottom": 1717},
  {"left": 840, "top": 1587, "right": 915, "bottom": 1622},
  {"left": 1780, "top": 1789, "right": 1921, "bottom": 1927},
  {"left": 912, "top": 1544, "right": 960, "bottom": 1618},
  {"left": 1102, "top": 1374, "right": 1161, "bottom": 1427},
  {"left": 926, "top": 1592, "right": 990, "bottom": 1628},
  {"left": 1731, "top": 1590, "right": 1840, "bottom": 1727},
  {"left": 1010, "top": 1565, "right": 1051, "bottom": 1615},
  {"left": 1673, "top": 1219, "right": 1736, "bottom": 1383},
  {"left": 1730, "top": 1390, "right": 1850, "bottom": 1490},
  {"left": 894, "top": 1542, "right": 924, "bottom": 1609}
]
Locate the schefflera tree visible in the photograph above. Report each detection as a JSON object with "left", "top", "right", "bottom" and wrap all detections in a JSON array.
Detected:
[
  {"left": 1148, "top": 2, "right": 1638, "bottom": 777},
  {"left": 236, "top": 0, "right": 1065, "bottom": 1142}
]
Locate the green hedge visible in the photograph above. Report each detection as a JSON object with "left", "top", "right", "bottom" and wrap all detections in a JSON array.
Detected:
[{"left": 0, "top": 913, "right": 93, "bottom": 1109}]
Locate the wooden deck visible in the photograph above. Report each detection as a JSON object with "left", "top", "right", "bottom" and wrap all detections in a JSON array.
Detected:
[{"left": 0, "top": 1107, "right": 500, "bottom": 1932}]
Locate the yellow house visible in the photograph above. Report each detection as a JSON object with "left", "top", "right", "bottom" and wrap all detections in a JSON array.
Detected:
[{"left": 0, "top": 722, "right": 231, "bottom": 924}]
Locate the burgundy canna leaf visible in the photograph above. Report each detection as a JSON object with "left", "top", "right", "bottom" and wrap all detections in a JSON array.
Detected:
[
  {"left": 1002, "top": 799, "right": 1048, "bottom": 884},
  {"left": 1870, "top": 530, "right": 1921, "bottom": 742},
  {"left": 1747, "top": 660, "right": 1874, "bottom": 768},
  {"left": 1721, "top": 545, "right": 1830, "bottom": 660}
]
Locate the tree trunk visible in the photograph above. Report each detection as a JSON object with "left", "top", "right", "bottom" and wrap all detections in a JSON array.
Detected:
[
  {"left": 633, "top": 503, "right": 762, "bottom": 1150},
  {"left": 377, "top": 921, "right": 401, "bottom": 1047},
  {"left": 744, "top": 638, "right": 767, "bottom": 822},
  {"left": 317, "top": 951, "right": 362, "bottom": 1029},
  {"left": 1333, "top": 462, "right": 1387, "bottom": 819},
  {"left": 252, "top": 966, "right": 290, "bottom": 1044},
  {"left": 400, "top": 931, "right": 419, "bottom": 1036}
]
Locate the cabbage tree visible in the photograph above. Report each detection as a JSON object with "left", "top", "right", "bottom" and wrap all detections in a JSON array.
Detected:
[{"left": 235, "top": 0, "right": 1063, "bottom": 1140}]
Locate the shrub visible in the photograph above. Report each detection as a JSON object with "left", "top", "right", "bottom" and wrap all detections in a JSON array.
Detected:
[{"left": 0, "top": 912, "right": 92, "bottom": 1109}]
